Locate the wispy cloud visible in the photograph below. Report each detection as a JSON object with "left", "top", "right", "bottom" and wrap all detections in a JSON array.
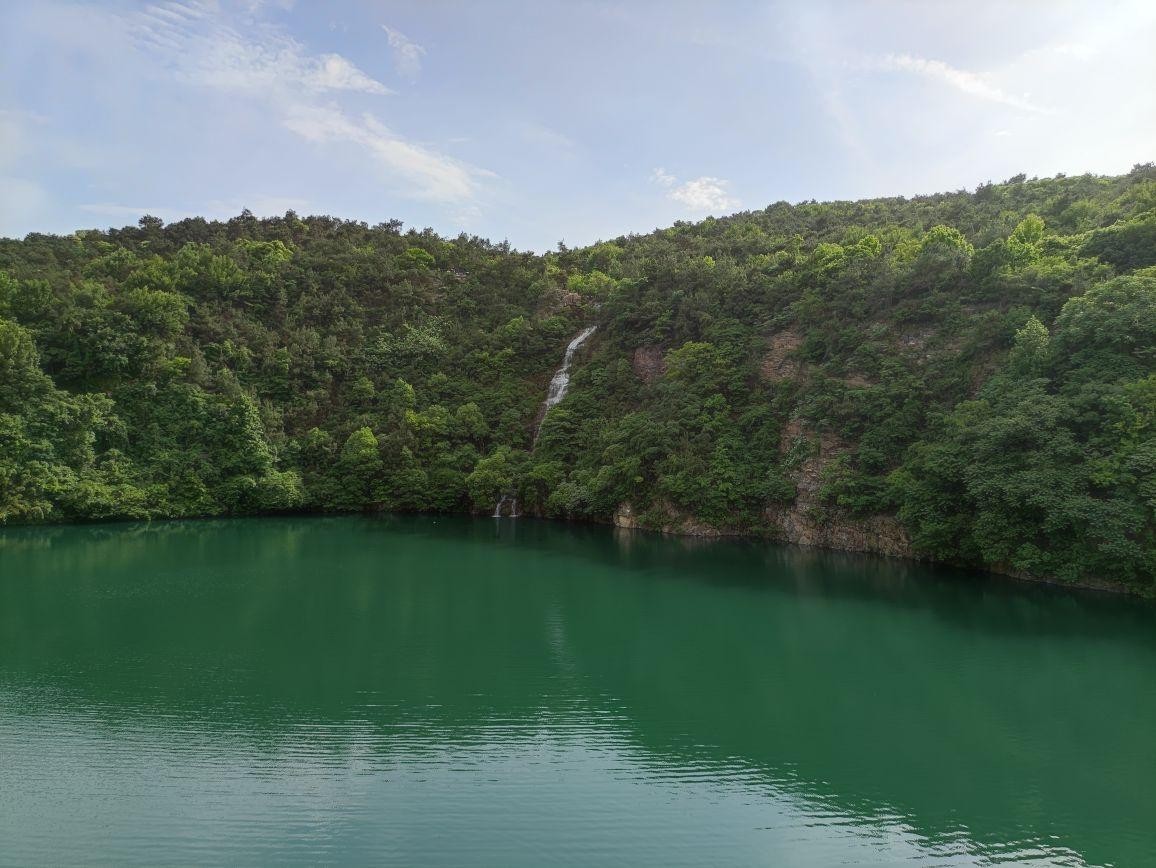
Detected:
[
  {"left": 651, "top": 168, "right": 739, "bottom": 213},
  {"left": 873, "top": 53, "right": 1046, "bottom": 113},
  {"left": 780, "top": 5, "right": 874, "bottom": 175},
  {"left": 240, "top": 0, "right": 297, "bottom": 13},
  {"left": 114, "top": 1, "right": 490, "bottom": 204},
  {"left": 284, "top": 104, "right": 490, "bottom": 203},
  {"left": 382, "top": 25, "right": 426, "bottom": 79},
  {"left": 133, "top": 1, "right": 391, "bottom": 95},
  {"left": 514, "top": 120, "right": 577, "bottom": 156}
]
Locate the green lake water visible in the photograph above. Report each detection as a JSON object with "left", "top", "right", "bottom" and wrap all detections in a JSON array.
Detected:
[{"left": 1, "top": 516, "right": 1153, "bottom": 866}]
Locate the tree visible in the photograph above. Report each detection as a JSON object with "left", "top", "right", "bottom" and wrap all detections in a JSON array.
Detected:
[
  {"left": 329, "top": 427, "right": 384, "bottom": 511},
  {"left": 465, "top": 447, "right": 514, "bottom": 511},
  {"left": 1008, "top": 315, "right": 1050, "bottom": 377}
]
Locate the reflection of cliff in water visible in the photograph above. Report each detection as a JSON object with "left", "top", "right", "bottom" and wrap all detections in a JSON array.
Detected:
[{"left": 1, "top": 516, "right": 1153, "bottom": 865}]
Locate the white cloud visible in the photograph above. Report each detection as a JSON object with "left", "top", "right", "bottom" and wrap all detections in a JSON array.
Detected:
[
  {"left": 779, "top": 0, "right": 1156, "bottom": 199},
  {"left": 382, "top": 25, "right": 426, "bottom": 79},
  {"left": 241, "top": 0, "right": 296, "bottom": 13},
  {"left": 132, "top": 3, "right": 392, "bottom": 95},
  {"left": 110, "top": 2, "right": 489, "bottom": 205},
  {"left": 284, "top": 104, "right": 490, "bottom": 203},
  {"left": 650, "top": 168, "right": 739, "bottom": 212},
  {"left": 310, "top": 53, "right": 392, "bottom": 94},
  {"left": 650, "top": 167, "right": 677, "bottom": 188},
  {"left": 669, "top": 177, "right": 740, "bottom": 211},
  {"left": 873, "top": 53, "right": 1046, "bottom": 114}
]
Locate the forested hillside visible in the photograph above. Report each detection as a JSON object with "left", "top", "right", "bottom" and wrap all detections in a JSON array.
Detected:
[{"left": 2, "top": 166, "right": 1154, "bottom": 588}]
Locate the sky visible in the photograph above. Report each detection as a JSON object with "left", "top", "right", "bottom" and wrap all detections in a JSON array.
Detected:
[{"left": 1, "top": 0, "right": 1154, "bottom": 251}]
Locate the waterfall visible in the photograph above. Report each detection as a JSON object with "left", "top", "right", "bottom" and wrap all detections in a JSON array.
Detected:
[
  {"left": 493, "top": 493, "right": 518, "bottom": 518},
  {"left": 494, "top": 325, "right": 596, "bottom": 518},
  {"left": 535, "top": 325, "right": 597, "bottom": 442}
]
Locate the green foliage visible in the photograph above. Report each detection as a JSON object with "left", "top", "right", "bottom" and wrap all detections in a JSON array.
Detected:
[
  {"left": 1053, "top": 273, "right": 1156, "bottom": 371},
  {"left": 465, "top": 447, "right": 515, "bottom": 510},
  {"left": 327, "top": 427, "right": 384, "bottom": 511},
  {"left": 1008, "top": 315, "right": 1050, "bottom": 377},
  {"left": 2, "top": 166, "right": 1154, "bottom": 588}
]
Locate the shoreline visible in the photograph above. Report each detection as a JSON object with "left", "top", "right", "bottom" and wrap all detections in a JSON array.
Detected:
[{"left": 2, "top": 507, "right": 1144, "bottom": 599}]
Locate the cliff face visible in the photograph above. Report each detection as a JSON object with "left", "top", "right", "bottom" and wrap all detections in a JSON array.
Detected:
[
  {"left": 612, "top": 413, "right": 914, "bottom": 561},
  {"left": 763, "top": 506, "right": 912, "bottom": 559},
  {"left": 610, "top": 334, "right": 913, "bottom": 559},
  {"left": 616, "top": 335, "right": 916, "bottom": 560},
  {"left": 612, "top": 500, "right": 733, "bottom": 538},
  {"left": 766, "top": 418, "right": 913, "bottom": 558},
  {"left": 752, "top": 335, "right": 909, "bottom": 558}
]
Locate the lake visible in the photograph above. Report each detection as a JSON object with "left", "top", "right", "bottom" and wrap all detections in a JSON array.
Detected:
[{"left": 0, "top": 516, "right": 1153, "bottom": 866}]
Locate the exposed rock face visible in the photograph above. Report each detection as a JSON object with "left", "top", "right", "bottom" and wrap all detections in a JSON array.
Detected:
[
  {"left": 768, "top": 417, "right": 914, "bottom": 559},
  {"left": 614, "top": 415, "right": 913, "bottom": 558},
  {"left": 613, "top": 502, "right": 640, "bottom": 530},
  {"left": 613, "top": 500, "right": 730, "bottom": 538},
  {"left": 535, "top": 287, "right": 586, "bottom": 318},
  {"left": 631, "top": 345, "right": 666, "bottom": 384},
  {"left": 765, "top": 504, "right": 913, "bottom": 558},
  {"left": 760, "top": 330, "right": 804, "bottom": 381}
]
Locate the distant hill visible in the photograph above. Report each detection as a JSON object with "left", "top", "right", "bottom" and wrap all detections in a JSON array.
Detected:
[{"left": 2, "top": 164, "right": 1154, "bottom": 589}]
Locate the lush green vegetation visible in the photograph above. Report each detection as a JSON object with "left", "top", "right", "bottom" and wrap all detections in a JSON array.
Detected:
[{"left": 2, "top": 166, "right": 1154, "bottom": 588}]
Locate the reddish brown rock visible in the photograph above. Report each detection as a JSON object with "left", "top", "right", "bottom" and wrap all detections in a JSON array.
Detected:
[
  {"left": 631, "top": 345, "right": 666, "bottom": 384},
  {"left": 760, "top": 330, "right": 804, "bottom": 381},
  {"left": 770, "top": 417, "right": 913, "bottom": 559}
]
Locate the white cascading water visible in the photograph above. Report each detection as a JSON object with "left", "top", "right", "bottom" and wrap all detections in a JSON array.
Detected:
[
  {"left": 540, "top": 325, "right": 598, "bottom": 419},
  {"left": 493, "top": 493, "right": 518, "bottom": 518},
  {"left": 494, "top": 325, "right": 597, "bottom": 518}
]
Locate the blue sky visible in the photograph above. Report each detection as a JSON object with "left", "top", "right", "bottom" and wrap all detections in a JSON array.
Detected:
[{"left": 2, "top": 0, "right": 1153, "bottom": 250}]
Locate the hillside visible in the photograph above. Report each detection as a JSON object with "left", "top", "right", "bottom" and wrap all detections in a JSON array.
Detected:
[{"left": 2, "top": 166, "right": 1154, "bottom": 589}]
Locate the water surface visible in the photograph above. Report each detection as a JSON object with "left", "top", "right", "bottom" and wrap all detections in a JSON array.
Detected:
[{"left": 1, "top": 517, "right": 1153, "bottom": 865}]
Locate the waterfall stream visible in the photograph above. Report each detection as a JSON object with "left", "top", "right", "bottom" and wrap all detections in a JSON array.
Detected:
[
  {"left": 492, "top": 493, "right": 518, "bottom": 518},
  {"left": 493, "top": 325, "right": 597, "bottom": 518},
  {"left": 539, "top": 325, "right": 598, "bottom": 421}
]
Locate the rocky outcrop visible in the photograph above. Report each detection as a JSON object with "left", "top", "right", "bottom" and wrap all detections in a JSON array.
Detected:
[
  {"left": 767, "top": 417, "right": 914, "bottom": 559},
  {"left": 631, "top": 345, "right": 666, "bottom": 385},
  {"left": 535, "top": 287, "right": 587, "bottom": 318},
  {"left": 764, "top": 504, "right": 912, "bottom": 558},
  {"left": 613, "top": 502, "right": 640, "bottom": 530},
  {"left": 612, "top": 417, "right": 912, "bottom": 557},
  {"left": 760, "top": 330, "right": 804, "bottom": 381},
  {"left": 613, "top": 500, "right": 731, "bottom": 538}
]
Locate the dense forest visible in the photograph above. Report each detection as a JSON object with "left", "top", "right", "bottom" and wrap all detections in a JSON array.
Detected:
[{"left": 1, "top": 166, "right": 1154, "bottom": 589}]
